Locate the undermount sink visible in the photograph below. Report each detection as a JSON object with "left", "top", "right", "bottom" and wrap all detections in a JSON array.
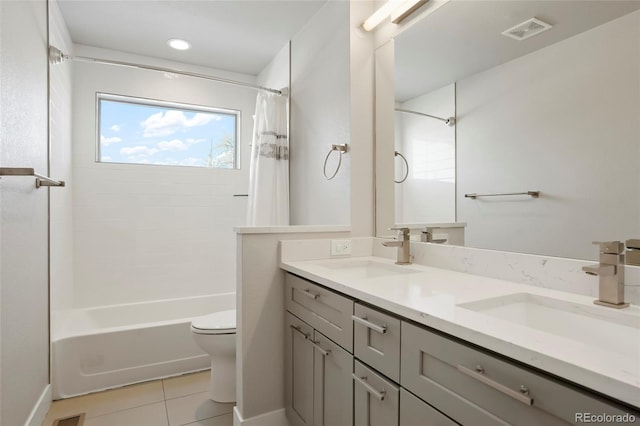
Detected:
[
  {"left": 459, "top": 293, "right": 640, "bottom": 359},
  {"left": 315, "top": 259, "right": 421, "bottom": 279}
]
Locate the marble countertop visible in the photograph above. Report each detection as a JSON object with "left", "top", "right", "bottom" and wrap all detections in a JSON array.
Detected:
[{"left": 280, "top": 256, "right": 640, "bottom": 408}]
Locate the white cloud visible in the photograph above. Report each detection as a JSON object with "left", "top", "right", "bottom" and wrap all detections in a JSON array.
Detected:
[
  {"left": 141, "top": 110, "right": 221, "bottom": 138},
  {"left": 100, "top": 134, "right": 122, "bottom": 146},
  {"left": 158, "top": 139, "right": 189, "bottom": 151},
  {"left": 101, "top": 156, "right": 112, "bottom": 162},
  {"left": 186, "top": 138, "right": 206, "bottom": 145},
  {"left": 110, "top": 124, "right": 121, "bottom": 132},
  {"left": 120, "top": 146, "right": 159, "bottom": 156}
]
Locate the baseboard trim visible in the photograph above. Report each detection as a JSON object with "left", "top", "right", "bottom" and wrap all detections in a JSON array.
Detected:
[
  {"left": 233, "top": 407, "right": 288, "bottom": 426},
  {"left": 24, "top": 384, "right": 52, "bottom": 426}
]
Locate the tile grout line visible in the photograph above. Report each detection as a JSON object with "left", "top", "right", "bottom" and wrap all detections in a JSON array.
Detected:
[{"left": 161, "top": 379, "right": 171, "bottom": 426}]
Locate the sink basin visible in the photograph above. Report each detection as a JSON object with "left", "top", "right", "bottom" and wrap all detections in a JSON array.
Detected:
[
  {"left": 459, "top": 293, "right": 640, "bottom": 359},
  {"left": 315, "top": 259, "right": 421, "bottom": 279}
]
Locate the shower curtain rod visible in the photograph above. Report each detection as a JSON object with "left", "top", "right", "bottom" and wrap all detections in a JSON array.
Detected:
[
  {"left": 395, "top": 108, "right": 455, "bottom": 126},
  {"left": 48, "top": 46, "right": 286, "bottom": 96}
]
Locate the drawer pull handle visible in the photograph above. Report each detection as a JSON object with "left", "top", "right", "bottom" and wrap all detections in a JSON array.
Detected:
[
  {"left": 297, "top": 288, "right": 319, "bottom": 300},
  {"left": 352, "top": 315, "right": 387, "bottom": 334},
  {"left": 457, "top": 364, "right": 533, "bottom": 406},
  {"left": 290, "top": 324, "right": 310, "bottom": 339},
  {"left": 309, "top": 339, "right": 331, "bottom": 357},
  {"left": 352, "top": 374, "right": 386, "bottom": 401},
  {"left": 290, "top": 325, "right": 330, "bottom": 357}
]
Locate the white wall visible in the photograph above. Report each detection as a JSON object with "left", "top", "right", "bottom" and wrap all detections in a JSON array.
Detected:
[
  {"left": 396, "top": 84, "right": 455, "bottom": 224},
  {"left": 50, "top": 0, "right": 75, "bottom": 312},
  {"left": 235, "top": 227, "right": 350, "bottom": 422},
  {"left": 290, "top": 1, "right": 351, "bottom": 226},
  {"left": 456, "top": 11, "right": 640, "bottom": 260},
  {"left": 0, "top": 0, "right": 51, "bottom": 424},
  {"left": 71, "top": 45, "right": 256, "bottom": 308},
  {"left": 257, "top": 42, "right": 290, "bottom": 92}
]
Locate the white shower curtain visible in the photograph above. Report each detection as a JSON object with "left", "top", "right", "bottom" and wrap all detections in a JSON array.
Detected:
[{"left": 246, "top": 92, "right": 289, "bottom": 226}]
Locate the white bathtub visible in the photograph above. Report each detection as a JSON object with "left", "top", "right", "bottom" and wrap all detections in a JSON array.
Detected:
[{"left": 51, "top": 293, "right": 235, "bottom": 399}]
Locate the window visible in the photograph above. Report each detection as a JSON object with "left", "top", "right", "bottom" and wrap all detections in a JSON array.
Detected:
[{"left": 97, "top": 93, "right": 239, "bottom": 168}]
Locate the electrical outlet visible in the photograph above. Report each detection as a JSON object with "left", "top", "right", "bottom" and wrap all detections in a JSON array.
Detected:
[{"left": 331, "top": 239, "right": 352, "bottom": 256}]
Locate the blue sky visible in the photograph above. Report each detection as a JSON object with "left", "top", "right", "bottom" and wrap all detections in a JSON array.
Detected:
[{"left": 99, "top": 99, "right": 237, "bottom": 168}]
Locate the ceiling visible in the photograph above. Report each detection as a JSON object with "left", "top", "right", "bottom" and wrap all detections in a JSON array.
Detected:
[
  {"left": 395, "top": 1, "right": 640, "bottom": 101},
  {"left": 57, "top": 0, "right": 327, "bottom": 76}
]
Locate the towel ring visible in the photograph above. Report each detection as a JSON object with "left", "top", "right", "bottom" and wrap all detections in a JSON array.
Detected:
[
  {"left": 394, "top": 151, "right": 409, "bottom": 184},
  {"left": 323, "top": 144, "right": 348, "bottom": 180}
]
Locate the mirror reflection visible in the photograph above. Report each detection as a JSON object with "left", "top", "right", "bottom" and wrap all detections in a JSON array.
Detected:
[{"left": 378, "top": 1, "right": 640, "bottom": 260}]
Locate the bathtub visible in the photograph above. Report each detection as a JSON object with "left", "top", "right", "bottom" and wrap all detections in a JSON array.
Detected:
[{"left": 51, "top": 293, "right": 235, "bottom": 399}]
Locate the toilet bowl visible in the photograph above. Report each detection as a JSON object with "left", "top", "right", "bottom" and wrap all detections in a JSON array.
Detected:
[{"left": 190, "top": 309, "right": 236, "bottom": 403}]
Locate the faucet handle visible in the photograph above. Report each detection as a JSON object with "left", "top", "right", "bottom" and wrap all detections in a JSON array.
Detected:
[{"left": 592, "top": 241, "right": 624, "bottom": 254}]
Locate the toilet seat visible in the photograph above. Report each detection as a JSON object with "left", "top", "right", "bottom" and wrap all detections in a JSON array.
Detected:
[{"left": 191, "top": 309, "right": 236, "bottom": 335}]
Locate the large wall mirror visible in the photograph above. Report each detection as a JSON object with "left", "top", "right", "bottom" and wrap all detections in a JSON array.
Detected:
[{"left": 376, "top": 1, "right": 640, "bottom": 261}]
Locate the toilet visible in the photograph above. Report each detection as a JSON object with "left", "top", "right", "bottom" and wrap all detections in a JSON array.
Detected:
[{"left": 190, "top": 309, "right": 236, "bottom": 403}]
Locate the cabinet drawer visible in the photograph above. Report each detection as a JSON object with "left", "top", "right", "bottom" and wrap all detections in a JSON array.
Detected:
[
  {"left": 285, "top": 273, "right": 354, "bottom": 351},
  {"left": 354, "top": 360, "right": 400, "bottom": 426},
  {"left": 353, "top": 303, "right": 400, "bottom": 381},
  {"left": 401, "top": 321, "right": 638, "bottom": 426},
  {"left": 400, "top": 388, "right": 458, "bottom": 426}
]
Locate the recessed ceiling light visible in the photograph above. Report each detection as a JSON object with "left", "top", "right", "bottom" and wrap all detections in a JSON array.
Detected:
[{"left": 167, "top": 39, "right": 191, "bottom": 50}]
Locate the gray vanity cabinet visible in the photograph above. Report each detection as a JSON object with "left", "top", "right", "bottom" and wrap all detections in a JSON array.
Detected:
[
  {"left": 401, "top": 321, "right": 638, "bottom": 426},
  {"left": 353, "top": 303, "right": 401, "bottom": 382},
  {"left": 285, "top": 274, "right": 355, "bottom": 426},
  {"left": 285, "top": 313, "right": 315, "bottom": 426},
  {"left": 400, "top": 389, "right": 458, "bottom": 426},
  {"left": 312, "top": 330, "right": 353, "bottom": 426},
  {"left": 354, "top": 360, "right": 399, "bottom": 426},
  {"left": 285, "top": 273, "right": 353, "bottom": 351}
]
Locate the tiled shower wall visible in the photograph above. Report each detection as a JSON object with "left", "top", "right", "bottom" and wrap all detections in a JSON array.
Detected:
[{"left": 70, "top": 46, "right": 258, "bottom": 308}]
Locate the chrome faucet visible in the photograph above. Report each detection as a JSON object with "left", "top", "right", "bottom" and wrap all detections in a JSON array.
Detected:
[
  {"left": 382, "top": 227, "right": 412, "bottom": 265},
  {"left": 582, "top": 241, "right": 628, "bottom": 309}
]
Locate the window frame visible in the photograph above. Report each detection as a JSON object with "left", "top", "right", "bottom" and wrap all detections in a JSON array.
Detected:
[{"left": 96, "top": 92, "right": 241, "bottom": 169}]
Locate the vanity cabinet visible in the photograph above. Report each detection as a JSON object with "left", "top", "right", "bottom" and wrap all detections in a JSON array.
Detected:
[
  {"left": 400, "top": 388, "right": 458, "bottom": 426},
  {"left": 401, "top": 321, "right": 637, "bottom": 426},
  {"left": 285, "top": 272, "right": 353, "bottom": 351},
  {"left": 284, "top": 271, "right": 638, "bottom": 426},
  {"left": 354, "top": 360, "right": 399, "bottom": 426},
  {"left": 353, "top": 303, "right": 401, "bottom": 382},
  {"left": 285, "top": 274, "right": 354, "bottom": 426}
]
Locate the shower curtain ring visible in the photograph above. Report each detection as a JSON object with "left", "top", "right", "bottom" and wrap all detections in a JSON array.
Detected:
[{"left": 323, "top": 144, "right": 348, "bottom": 180}]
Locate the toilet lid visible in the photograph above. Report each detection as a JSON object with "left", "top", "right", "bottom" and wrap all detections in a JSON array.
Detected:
[{"left": 191, "top": 309, "right": 236, "bottom": 334}]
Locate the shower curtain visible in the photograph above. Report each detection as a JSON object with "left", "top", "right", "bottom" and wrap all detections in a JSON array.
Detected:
[{"left": 246, "top": 92, "right": 289, "bottom": 226}]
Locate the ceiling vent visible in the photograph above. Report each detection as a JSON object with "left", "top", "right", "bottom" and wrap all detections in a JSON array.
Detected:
[{"left": 502, "top": 18, "right": 552, "bottom": 41}]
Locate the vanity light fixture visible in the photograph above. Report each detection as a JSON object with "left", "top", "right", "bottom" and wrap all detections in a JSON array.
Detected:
[
  {"left": 362, "top": 0, "right": 445, "bottom": 32},
  {"left": 362, "top": 0, "right": 404, "bottom": 32},
  {"left": 391, "top": 0, "right": 430, "bottom": 24},
  {"left": 167, "top": 38, "right": 192, "bottom": 50}
]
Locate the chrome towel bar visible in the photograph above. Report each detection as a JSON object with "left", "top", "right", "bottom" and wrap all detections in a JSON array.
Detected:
[
  {"left": 0, "top": 167, "right": 65, "bottom": 189},
  {"left": 465, "top": 191, "right": 539, "bottom": 199}
]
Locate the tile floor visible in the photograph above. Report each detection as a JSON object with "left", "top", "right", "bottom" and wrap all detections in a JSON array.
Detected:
[{"left": 42, "top": 371, "right": 233, "bottom": 426}]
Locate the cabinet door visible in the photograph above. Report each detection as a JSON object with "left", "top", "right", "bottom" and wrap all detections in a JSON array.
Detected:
[
  {"left": 285, "top": 313, "right": 315, "bottom": 426},
  {"left": 354, "top": 360, "right": 399, "bottom": 426},
  {"left": 400, "top": 389, "right": 458, "bottom": 426},
  {"left": 313, "top": 331, "right": 353, "bottom": 426}
]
